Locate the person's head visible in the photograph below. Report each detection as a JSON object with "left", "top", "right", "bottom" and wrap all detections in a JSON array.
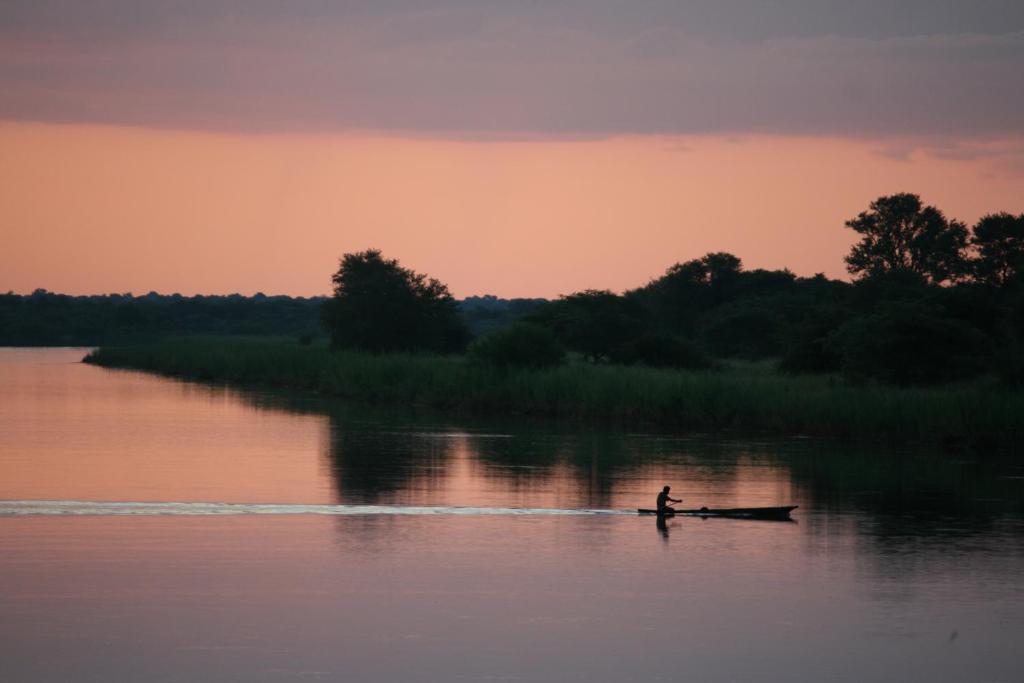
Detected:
[{"left": 663, "top": 485, "right": 670, "bottom": 493}]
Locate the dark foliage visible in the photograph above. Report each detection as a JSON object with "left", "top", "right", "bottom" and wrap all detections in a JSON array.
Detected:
[
  {"left": 778, "top": 309, "right": 847, "bottom": 374},
  {"left": 608, "top": 334, "right": 713, "bottom": 370},
  {"left": 0, "top": 289, "right": 324, "bottom": 346},
  {"left": 637, "top": 252, "right": 746, "bottom": 328},
  {"left": 844, "top": 193, "right": 969, "bottom": 284},
  {"left": 459, "top": 295, "right": 548, "bottom": 337},
  {"left": 468, "top": 322, "right": 566, "bottom": 370},
  {"left": 972, "top": 212, "right": 1024, "bottom": 287},
  {"left": 701, "top": 307, "right": 783, "bottom": 359},
  {"left": 321, "top": 250, "right": 469, "bottom": 353},
  {"left": 528, "top": 289, "right": 644, "bottom": 362},
  {"left": 992, "top": 291, "right": 1024, "bottom": 388},
  {"left": 830, "top": 302, "right": 991, "bottom": 386},
  {"left": 10, "top": 193, "right": 1024, "bottom": 390}
]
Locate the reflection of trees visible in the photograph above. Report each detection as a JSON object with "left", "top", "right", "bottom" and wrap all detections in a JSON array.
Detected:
[
  {"left": 325, "top": 411, "right": 459, "bottom": 504},
  {"left": 785, "top": 442, "right": 1024, "bottom": 594},
  {"left": 469, "top": 432, "right": 627, "bottom": 509},
  {"left": 469, "top": 432, "right": 753, "bottom": 509},
  {"left": 323, "top": 418, "right": 642, "bottom": 508},
  {"left": 315, "top": 402, "right": 757, "bottom": 510},
  {"left": 162, "top": 374, "right": 1024, "bottom": 545},
  {"left": 785, "top": 442, "right": 1024, "bottom": 540}
]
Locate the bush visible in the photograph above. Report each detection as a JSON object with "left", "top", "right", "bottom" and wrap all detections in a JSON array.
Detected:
[
  {"left": 831, "top": 303, "right": 991, "bottom": 386},
  {"left": 610, "top": 334, "right": 713, "bottom": 370},
  {"left": 468, "top": 323, "right": 566, "bottom": 370}
]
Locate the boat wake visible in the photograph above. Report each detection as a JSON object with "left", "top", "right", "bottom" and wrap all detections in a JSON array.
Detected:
[{"left": 0, "top": 500, "right": 631, "bottom": 517}]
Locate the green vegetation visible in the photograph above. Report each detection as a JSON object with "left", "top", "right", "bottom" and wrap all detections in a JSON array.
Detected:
[
  {"left": 0, "top": 289, "right": 539, "bottom": 346},
  {"left": 515, "top": 196, "right": 1024, "bottom": 386},
  {"left": 84, "top": 338, "right": 1024, "bottom": 450},
  {"left": 12, "top": 195, "right": 1024, "bottom": 388},
  {"left": 0, "top": 290, "right": 325, "bottom": 346},
  {"left": 21, "top": 191, "right": 1024, "bottom": 440},
  {"left": 468, "top": 323, "right": 566, "bottom": 370},
  {"left": 459, "top": 296, "right": 547, "bottom": 337},
  {"left": 321, "top": 249, "right": 469, "bottom": 353}
]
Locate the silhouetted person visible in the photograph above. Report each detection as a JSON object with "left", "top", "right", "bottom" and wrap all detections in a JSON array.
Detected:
[{"left": 656, "top": 485, "right": 681, "bottom": 513}]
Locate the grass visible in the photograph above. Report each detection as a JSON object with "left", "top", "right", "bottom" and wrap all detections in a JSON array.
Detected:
[{"left": 83, "top": 337, "right": 1024, "bottom": 450}]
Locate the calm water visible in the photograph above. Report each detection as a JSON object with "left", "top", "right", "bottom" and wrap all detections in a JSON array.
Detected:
[{"left": 1, "top": 349, "right": 1022, "bottom": 682}]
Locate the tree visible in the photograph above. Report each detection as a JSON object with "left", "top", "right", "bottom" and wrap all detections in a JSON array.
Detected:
[
  {"left": 829, "top": 302, "right": 990, "bottom": 386},
  {"left": 656, "top": 252, "right": 742, "bottom": 291},
  {"left": 844, "top": 193, "right": 968, "bottom": 285},
  {"left": 971, "top": 212, "right": 1024, "bottom": 287},
  {"left": 640, "top": 252, "right": 744, "bottom": 329},
  {"left": 320, "top": 249, "right": 468, "bottom": 353}
]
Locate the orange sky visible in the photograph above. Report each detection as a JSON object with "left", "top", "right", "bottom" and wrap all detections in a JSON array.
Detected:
[{"left": 2, "top": 121, "right": 1022, "bottom": 298}]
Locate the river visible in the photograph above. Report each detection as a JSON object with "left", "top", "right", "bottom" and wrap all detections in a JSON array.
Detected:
[{"left": 1, "top": 348, "right": 1022, "bottom": 682}]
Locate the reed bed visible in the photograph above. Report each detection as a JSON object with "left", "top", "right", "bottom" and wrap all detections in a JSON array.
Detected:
[{"left": 84, "top": 338, "right": 1024, "bottom": 450}]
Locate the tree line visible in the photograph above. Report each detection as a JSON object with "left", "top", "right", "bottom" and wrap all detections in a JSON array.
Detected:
[
  {"left": 321, "top": 194, "right": 1024, "bottom": 387},
  {"left": 0, "top": 291, "right": 326, "bottom": 346},
  {"left": 6, "top": 192, "right": 1021, "bottom": 387},
  {"left": 0, "top": 289, "right": 542, "bottom": 346}
]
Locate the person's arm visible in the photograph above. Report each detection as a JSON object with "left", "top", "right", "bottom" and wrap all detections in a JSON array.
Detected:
[{"left": 671, "top": 496, "right": 682, "bottom": 503}]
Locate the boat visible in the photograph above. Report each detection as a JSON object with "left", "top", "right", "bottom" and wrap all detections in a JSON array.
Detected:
[{"left": 637, "top": 505, "right": 798, "bottom": 520}]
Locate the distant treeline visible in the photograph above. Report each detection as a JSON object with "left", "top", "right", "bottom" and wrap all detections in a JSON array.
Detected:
[
  {"left": 460, "top": 296, "right": 549, "bottom": 337},
  {"left": 0, "top": 291, "right": 326, "bottom": 346},
  {"left": 0, "top": 290, "right": 544, "bottom": 346}
]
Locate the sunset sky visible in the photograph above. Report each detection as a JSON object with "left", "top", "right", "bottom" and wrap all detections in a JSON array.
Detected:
[{"left": 2, "top": 1, "right": 1023, "bottom": 298}]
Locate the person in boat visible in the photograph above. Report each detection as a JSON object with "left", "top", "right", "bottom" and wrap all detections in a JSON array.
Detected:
[{"left": 656, "top": 485, "right": 681, "bottom": 513}]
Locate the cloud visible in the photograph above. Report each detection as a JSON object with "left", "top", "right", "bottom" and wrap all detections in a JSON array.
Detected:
[
  {"left": 870, "top": 135, "right": 1024, "bottom": 177},
  {"left": 0, "top": 2, "right": 1022, "bottom": 137}
]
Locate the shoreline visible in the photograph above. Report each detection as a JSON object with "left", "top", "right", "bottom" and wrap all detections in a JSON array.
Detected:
[{"left": 83, "top": 337, "right": 1024, "bottom": 453}]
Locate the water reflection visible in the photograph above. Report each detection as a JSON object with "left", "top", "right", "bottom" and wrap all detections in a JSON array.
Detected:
[
  {"left": 3, "top": 349, "right": 1024, "bottom": 683},
  {"left": 3, "top": 349, "right": 1022, "bottom": 568},
  {"left": 155, "top": 364, "right": 1024, "bottom": 533}
]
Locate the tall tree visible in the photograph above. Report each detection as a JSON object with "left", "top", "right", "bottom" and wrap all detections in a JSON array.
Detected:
[
  {"left": 844, "top": 193, "right": 968, "bottom": 285},
  {"left": 971, "top": 212, "right": 1024, "bottom": 287},
  {"left": 321, "top": 250, "right": 468, "bottom": 353}
]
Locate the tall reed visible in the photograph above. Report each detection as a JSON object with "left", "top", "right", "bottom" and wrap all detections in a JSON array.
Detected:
[{"left": 84, "top": 338, "right": 1024, "bottom": 450}]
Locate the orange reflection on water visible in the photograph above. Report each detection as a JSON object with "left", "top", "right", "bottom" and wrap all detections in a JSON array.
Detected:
[{"left": 0, "top": 349, "right": 333, "bottom": 504}]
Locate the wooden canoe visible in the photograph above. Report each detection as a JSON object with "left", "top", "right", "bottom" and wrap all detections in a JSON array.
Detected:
[{"left": 637, "top": 505, "right": 798, "bottom": 520}]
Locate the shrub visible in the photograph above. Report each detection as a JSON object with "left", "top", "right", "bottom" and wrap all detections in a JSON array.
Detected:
[
  {"left": 831, "top": 303, "right": 990, "bottom": 386},
  {"left": 610, "top": 334, "right": 713, "bottom": 370},
  {"left": 468, "top": 323, "right": 566, "bottom": 370}
]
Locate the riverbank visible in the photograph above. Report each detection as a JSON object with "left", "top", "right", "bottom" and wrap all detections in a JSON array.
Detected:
[{"left": 83, "top": 338, "right": 1024, "bottom": 450}]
